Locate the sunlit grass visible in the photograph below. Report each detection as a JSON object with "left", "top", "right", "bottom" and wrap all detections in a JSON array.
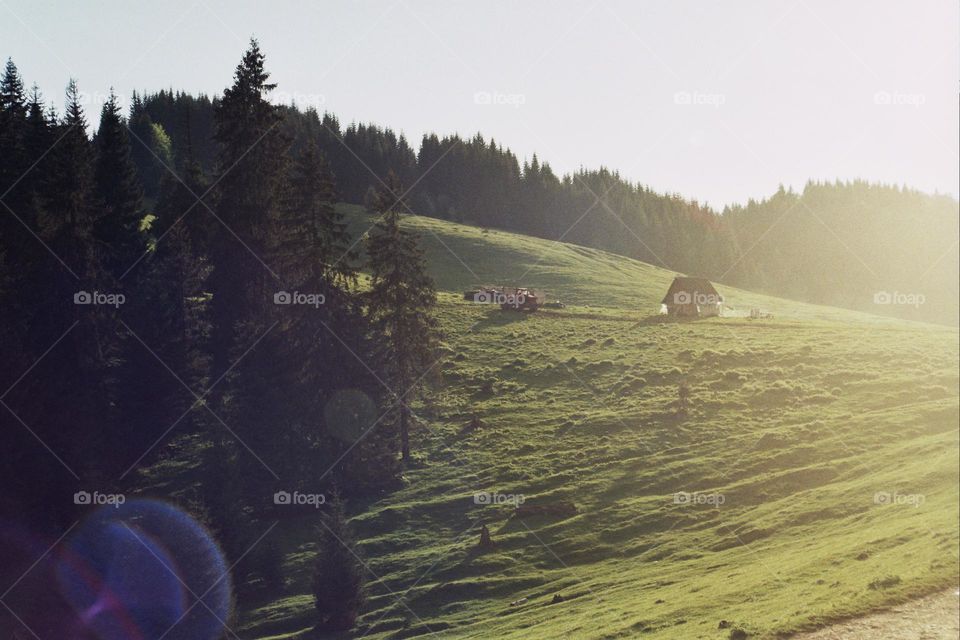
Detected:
[{"left": 146, "top": 206, "right": 958, "bottom": 639}]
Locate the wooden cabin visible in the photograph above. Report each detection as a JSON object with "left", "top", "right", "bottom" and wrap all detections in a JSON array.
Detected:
[{"left": 661, "top": 277, "right": 724, "bottom": 317}]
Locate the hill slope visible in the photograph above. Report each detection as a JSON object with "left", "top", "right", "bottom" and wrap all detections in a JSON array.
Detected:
[
  {"left": 147, "top": 206, "right": 958, "bottom": 639},
  {"left": 132, "top": 93, "right": 959, "bottom": 326}
]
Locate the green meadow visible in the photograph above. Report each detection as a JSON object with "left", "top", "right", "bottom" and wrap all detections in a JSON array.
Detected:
[{"left": 143, "top": 206, "right": 958, "bottom": 639}]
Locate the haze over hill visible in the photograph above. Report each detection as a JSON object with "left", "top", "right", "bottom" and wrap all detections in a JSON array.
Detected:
[{"left": 127, "top": 92, "right": 959, "bottom": 326}]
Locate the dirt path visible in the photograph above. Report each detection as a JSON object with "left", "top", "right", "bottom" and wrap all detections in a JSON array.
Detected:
[{"left": 795, "top": 589, "right": 959, "bottom": 639}]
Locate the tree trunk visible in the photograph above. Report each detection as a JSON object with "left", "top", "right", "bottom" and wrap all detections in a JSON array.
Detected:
[{"left": 399, "top": 399, "right": 410, "bottom": 464}]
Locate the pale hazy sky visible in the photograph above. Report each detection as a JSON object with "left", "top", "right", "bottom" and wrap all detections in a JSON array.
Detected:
[{"left": 2, "top": 0, "right": 957, "bottom": 208}]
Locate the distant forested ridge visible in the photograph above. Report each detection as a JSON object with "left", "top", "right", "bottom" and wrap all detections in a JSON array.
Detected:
[{"left": 129, "top": 89, "right": 959, "bottom": 326}]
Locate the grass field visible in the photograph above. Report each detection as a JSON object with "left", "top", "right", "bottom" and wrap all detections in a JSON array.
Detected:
[{"left": 143, "top": 205, "right": 958, "bottom": 639}]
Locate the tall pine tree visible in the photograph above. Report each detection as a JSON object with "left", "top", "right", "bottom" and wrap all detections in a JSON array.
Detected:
[
  {"left": 205, "top": 39, "right": 289, "bottom": 551},
  {"left": 365, "top": 171, "right": 438, "bottom": 464},
  {"left": 312, "top": 492, "right": 365, "bottom": 631},
  {"left": 93, "top": 90, "right": 144, "bottom": 275}
]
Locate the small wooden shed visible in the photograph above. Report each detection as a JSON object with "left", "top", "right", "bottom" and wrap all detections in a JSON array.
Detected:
[{"left": 661, "top": 277, "right": 724, "bottom": 317}]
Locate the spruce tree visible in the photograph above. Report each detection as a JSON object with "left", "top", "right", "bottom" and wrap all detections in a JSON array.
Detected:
[
  {"left": 123, "top": 158, "right": 213, "bottom": 464},
  {"left": 0, "top": 60, "right": 36, "bottom": 521},
  {"left": 205, "top": 39, "right": 289, "bottom": 544},
  {"left": 14, "top": 81, "right": 124, "bottom": 515},
  {"left": 210, "top": 36, "right": 287, "bottom": 379},
  {"left": 0, "top": 59, "right": 30, "bottom": 257},
  {"left": 312, "top": 492, "right": 365, "bottom": 631},
  {"left": 0, "top": 59, "right": 28, "bottom": 184},
  {"left": 0, "top": 58, "right": 26, "bottom": 115},
  {"left": 210, "top": 38, "right": 287, "bottom": 366},
  {"left": 278, "top": 139, "right": 355, "bottom": 287},
  {"left": 128, "top": 91, "right": 165, "bottom": 198},
  {"left": 40, "top": 80, "right": 100, "bottom": 300},
  {"left": 365, "top": 171, "right": 438, "bottom": 464},
  {"left": 23, "top": 84, "right": 53, "bottom": 183},
  {"left": 0, "top": 59, "right": 30, "bottom": 304},
  {"left": 270, "top": 138, "right": 396, "bottom": 494},
  {"left": 94, "top": 90, "right": 144, "bottom": 274}
]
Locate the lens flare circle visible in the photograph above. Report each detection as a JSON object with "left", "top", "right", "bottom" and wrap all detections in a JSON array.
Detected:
[
  {"left": 324, "top": 388, "right": 377, "bottom": 444},
  {"left": 56, "top": 498, "right": 231, "bottom": 640}
]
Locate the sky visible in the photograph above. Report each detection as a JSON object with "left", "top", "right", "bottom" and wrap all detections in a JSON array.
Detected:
[{"left": 1, "top": 0, "right": 957, "bottom": 209}]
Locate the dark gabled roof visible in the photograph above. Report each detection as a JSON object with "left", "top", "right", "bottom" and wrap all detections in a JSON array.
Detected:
[{"left": 661, "top": 276, "right": 720, "bottom": 305}]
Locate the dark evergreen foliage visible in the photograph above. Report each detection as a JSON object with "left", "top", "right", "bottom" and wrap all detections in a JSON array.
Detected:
[
  {"left": 94, "top": 91, "right": 144, "bottom": 273},
  {"left": 0, "top": 45, "right": 425, "bottom": 545},
  {"left": 366, "top": 171, "right": 439, "bottom": 464},
  {"left": 312, "top": 492, "right": 365, "bottom": 631}
]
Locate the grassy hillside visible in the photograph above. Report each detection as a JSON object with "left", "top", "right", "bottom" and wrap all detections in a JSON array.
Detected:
[{"left": 145, "top": 205, "right": 958, "bottom": 639}]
